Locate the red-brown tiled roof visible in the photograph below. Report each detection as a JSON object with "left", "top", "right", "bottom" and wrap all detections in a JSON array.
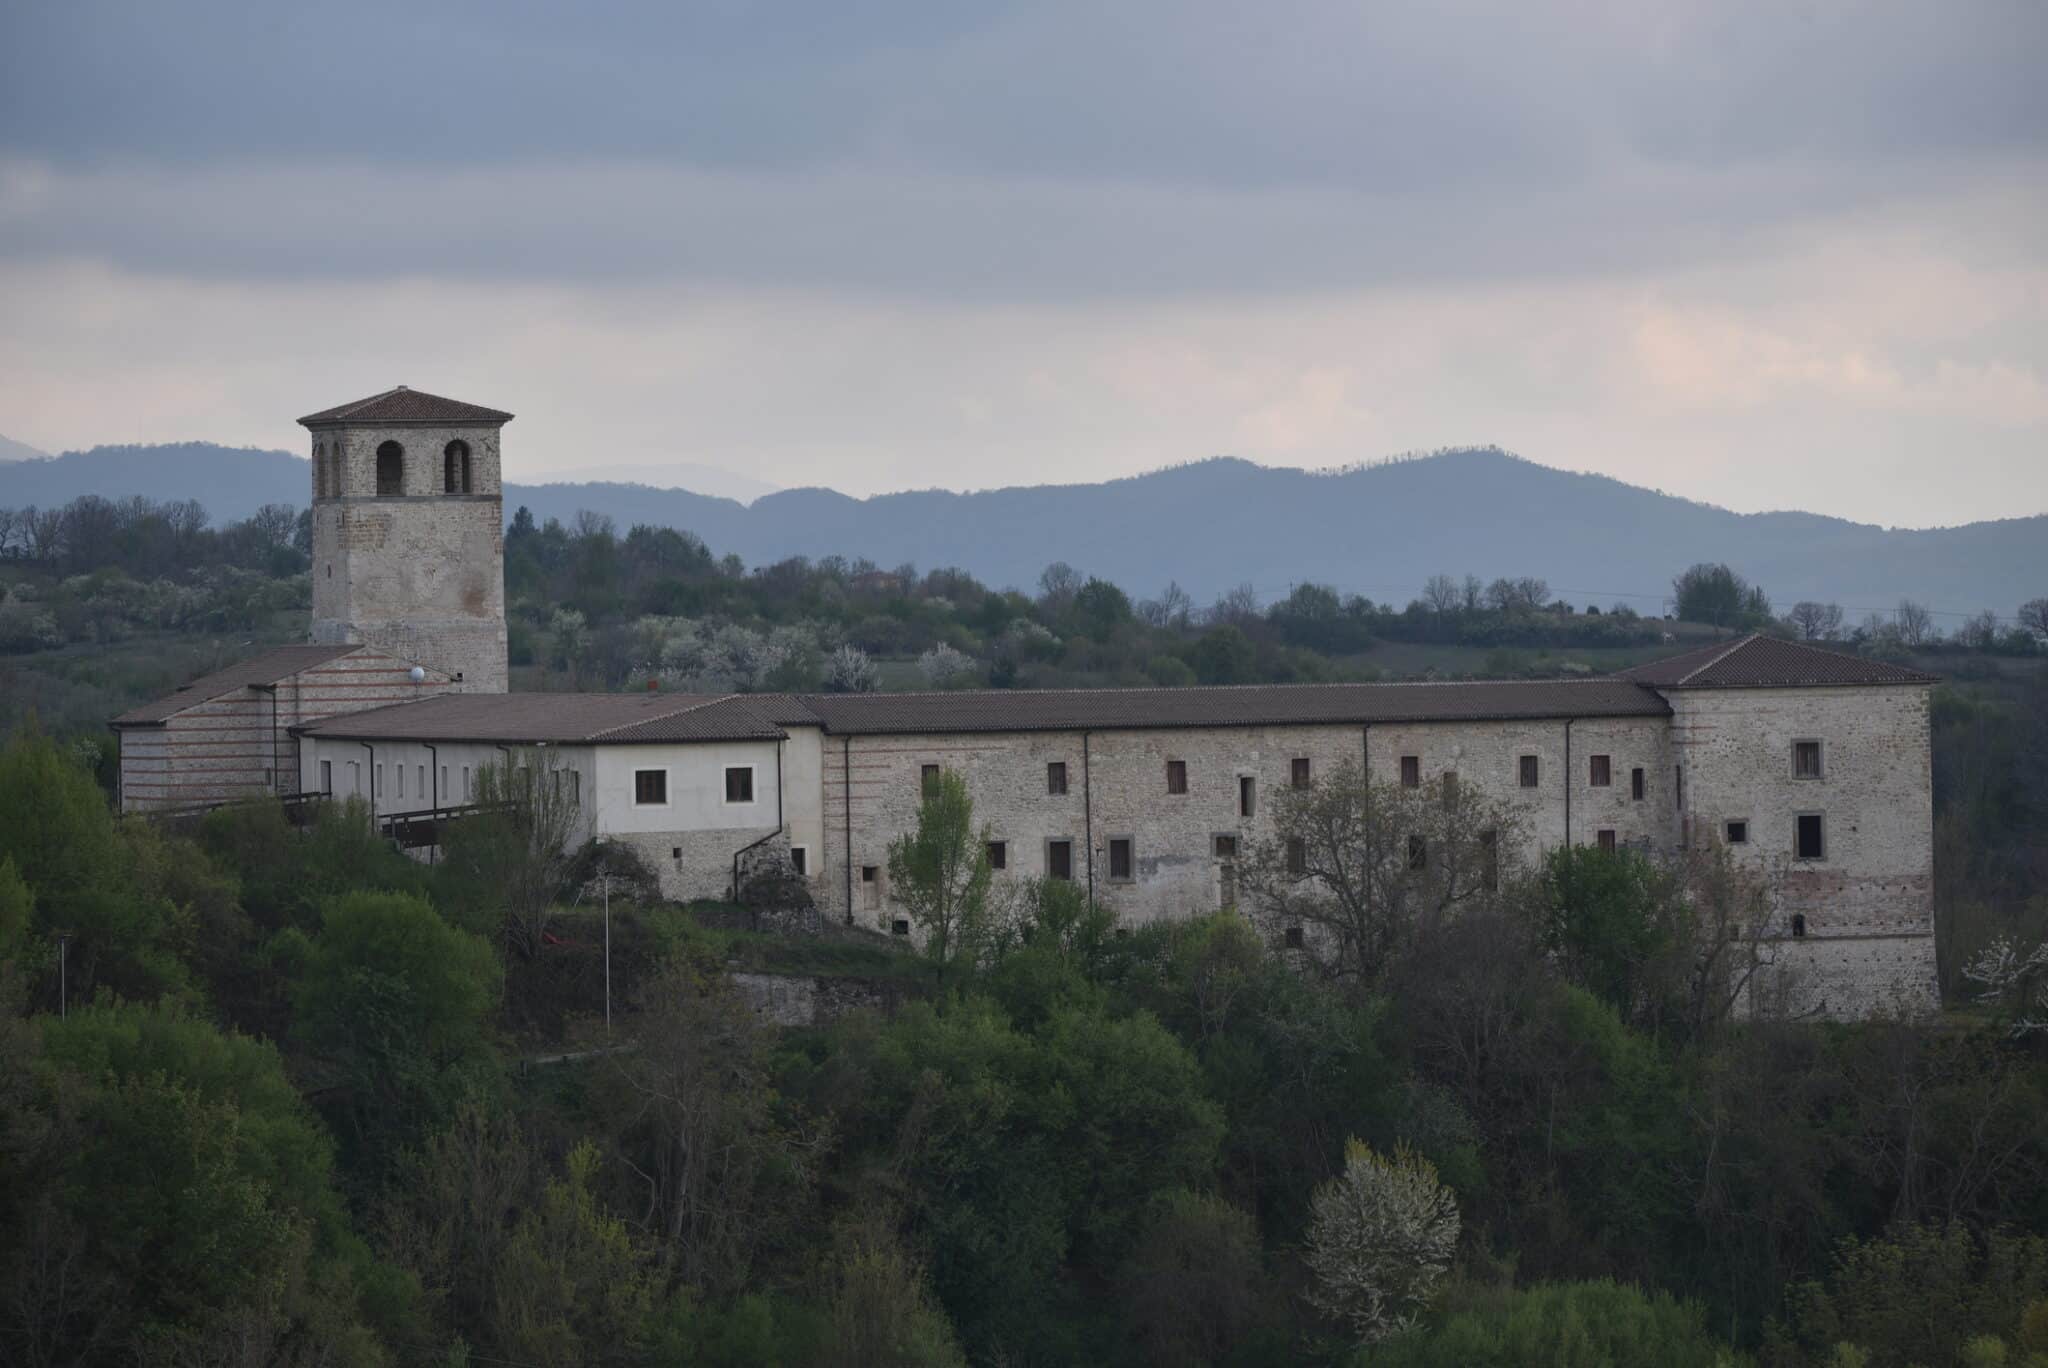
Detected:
[
  {"left": 293, "top": 692, "right": 787, "bottom": 744},
  {"left": 1618, "top": 634, "right": 1938, "bottom": 688},
  {"left": 298, "top": 386, "right": 514, "bottom": 427},
  {"left": 112, "top": 644, "right": 365, "bottom": 725}
]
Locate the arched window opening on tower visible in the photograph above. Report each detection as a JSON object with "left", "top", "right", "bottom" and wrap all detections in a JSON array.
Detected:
[
  {"left": 444, "top": 439, "right": 472, "bottom": 494},
  {"left": 313, "top": 443, "right": 326, "bottom": 497},
  {"left": 375, "top": 441, "right": 405, "bottom": 496}
]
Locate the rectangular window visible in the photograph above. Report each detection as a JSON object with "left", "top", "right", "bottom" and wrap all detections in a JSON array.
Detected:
[
  {"left": 1047, "top": 840, "right": 1074, "bottom": 881},
  {"left": 635, "top": 769, "right": 668, "bottom": 805},
  {"left": 1519, "top": 754, "right": 1539, "bottom": 788},
  {"left": 1286, "top": 837, "right": 1307, "bottom": 875},
  {"left": 891, "top": 917, "right": 910, "bottom": 936},
  {"left": 374, "top": 763, "right": 383, "bottom": 796},
  {"left": 987, "top": 840, "right": 1007, "bottom": 870},
  {"left": 671, "top": 846, "right": 681, "bottom": 860},
  {"left": 725, "top": 766, "right": 755, "bottom": 803},
  {"left": 1239, "top": 775, "right": 1256, "bottom": 818},
  {"left": 439, "top": 766, "right": 447, "bottom": 801},
  {"left": 396, "top": 766, "right": 404, "bottom": 799},
  {"left": 1284, "top": 926, "right": 1304, "bottom": 949},
  {"left": 1047, "top": 761, "right": 1068, "bottom": 795},
  {"left": 463, "top": 765, "right": 472, "bottom": 799},
  {"left": 1400, "top": 755, "right": 1421, "bottom": 789},
  {"left": 1725, "top": 820, "right": 1749, "bottom": 845},
  {"left": 1590, "top": 755, "right": 1612, "bottom": 787},
  {"left": 320, "top": 759, "right": 332, "bottom": 793},
  {"left": 921, "top": 763, "right": 941, "bottom": 798},
  {"left": 1793, "top": 740, "right": 1824, "bottom": 779},
  {"left": 1166, "top": 759, "right": 1188, "bottom": 795},
  {"left": 348, "top": 761, "right": 361, "bottom": 796},
  {"left": 1597, "top": 829, "right": 1617, "bottom": 853},
  {"left": 790, "top": 847, "right": 808, "bottom": 876},
  {"left": 1796, "top": 813, "right": 1826, "bottom": 861},
  {"left": 1631, "top": 766, "right": 1645, "bottom": 801},
  {"left": 1407, "top": 835, "right": 1427, "bottom": 871},
  {"left": 1213, "top": 833, "right": 1238, "bottom": 859},
  {"left": 1108, "top": 837, "right": 1134, "bottom": 882},
  {"left": 862, "top": 865, "right": 880, "bottom": 910},
  {"left": 1291, "top": 757, "right": 1312, "bottom": 790}
]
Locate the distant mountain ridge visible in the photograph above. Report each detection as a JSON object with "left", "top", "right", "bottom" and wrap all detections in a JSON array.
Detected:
[
  {"left": 2, "top": 442, "right": 2041, "bottom": 617},
  {"left": 0, "top": 433, "right": 49, "bottom": 462}
]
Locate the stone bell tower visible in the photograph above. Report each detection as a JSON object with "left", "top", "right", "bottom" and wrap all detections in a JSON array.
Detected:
[{"left": 299, "top": 385, "right": 512, "bottom": 693}]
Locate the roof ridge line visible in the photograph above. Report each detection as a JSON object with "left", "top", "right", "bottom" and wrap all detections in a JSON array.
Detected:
[
  {"left": 1675, "top": 633, "right": 1757, "bottom": 686},
  {"left": 584, "top": 691, "right": 734, "bottom": 741}
]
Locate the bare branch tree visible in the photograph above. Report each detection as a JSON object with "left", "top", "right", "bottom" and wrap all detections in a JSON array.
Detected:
[
  {"left": 1786, "top": 601, "right": 1844, "bottom": 641},
  {"left": 442, "top": 749, "right": 587, "bottom": 960}
]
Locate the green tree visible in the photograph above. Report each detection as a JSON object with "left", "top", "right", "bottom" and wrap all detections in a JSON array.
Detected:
[
  {"left": 886, "top": 769, "right": 993, "bottom": 975},
  {"left": 1189, "top": 624, "right": 1257, "bottom": 684},
  {"left": 1119, "top": 1189, "right": 1267, "bottom": 1367},
  {"left": 1357, "top": 1279, "right": 1745, "bottom": 1367},
  {"left": 1673, "top": 563, "right": 1772, "bottom": 629},
  {"left": 289, "top": 890, "right": 502, "bottom": 1176}
]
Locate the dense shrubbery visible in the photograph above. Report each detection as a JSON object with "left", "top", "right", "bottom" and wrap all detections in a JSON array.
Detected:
[{"left": 4, "top": 719, "right": 2048, "bottom": 1364}]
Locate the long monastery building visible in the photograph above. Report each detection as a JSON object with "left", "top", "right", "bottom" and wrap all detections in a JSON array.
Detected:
[{"left": 112, "top": 387, "right": 1942, "bottom": 1020}]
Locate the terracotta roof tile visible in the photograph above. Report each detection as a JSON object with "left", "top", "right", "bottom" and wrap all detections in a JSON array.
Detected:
[
  {"left": 1618, "top": 634, "right": 1938, "bottom": 688},
  {"left": 293, "top": 692, "right": 786, "bottom": 744},
  {"left": 112, "top": 644, "right": 365, "bottom": 725},
  {"left": 298, "top": 386, "right": 514, "bottom": 427}
]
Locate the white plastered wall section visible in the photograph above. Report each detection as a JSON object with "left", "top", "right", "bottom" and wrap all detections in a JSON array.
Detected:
[
  {"left": 593, "top": 739, "right": 789, "bottom": 901},
  {"left": 1669, "top": 683, "right": 1938, "bottom": 1017}
]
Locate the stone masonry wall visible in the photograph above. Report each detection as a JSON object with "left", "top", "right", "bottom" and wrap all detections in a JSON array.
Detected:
[
  {"left": 605, "top": 825, "right": 787, "bottom": 903},
  {"left": 309, "top": 421, "right": 507, "bottom": 694},
  {"left": 1672, "top": 683, "right": 1937, "bottom": 1015}
]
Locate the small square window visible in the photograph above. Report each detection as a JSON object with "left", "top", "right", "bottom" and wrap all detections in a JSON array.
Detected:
[
  {"left": 1597, "top": 829, "right": 1617, "bottom": 853},
  {"left": 1407, "top": 835, "right": 1427, "bottom": 871},
  {"left": 1284, "top": 926, "right": 1304, "bottom": 949},
  {"left": 790, "top": 847, "right": 808, "bottom": 876},
  {"left": 1166, "top": 759, "right": 1188, "bottom": 795},
  {"left": 1286, "top": 838, "right": 1307, "bottom": 875},
  {"left": 986, "top": 840, "right": 1007, "bottom": 870},
  {"left": 1213, "top": 834, "right": 1238, "bottom": 859},
  {"left": 1589, "top": 755, "right": 1612, "bottom": 787},
  {"left": 635, "top": 769, "right": 668, "bottom": 805},
  {"left": 1108, "top": 837, "right": 1134, "bottom": 882},
  {"left": 1047, "top": 840, "right": 1074, "bottom": 881},
  {"left": 1724, "top": 820, "right": 1748, "bottom": 845},
  {"left": 1047, "top": 761, "right": 1068, "bottom": 795},
  {"left": 671, "top": 846, "right": 682, "bottom": 861},
  {"left": 1793, "top": 741, "right": 1824, "bottom": 780},
  {"left": 1796, "top": 813, "right": 1825, "bottom": 861},
  {"left": 1400, "top": 755, "right": 1421, "bottom": 789},
  {"left": 1630, "top": 767, "right": 1645, "bottom": 801},
  {"left": 1239, "top": 775, "right": 1256, "bottom": 818},
  {"left": 724, "top": 766, "right": 754, "bottom": 803},
  {"left": 891, "top": 918, "right": 911, "bottom": 936},
  {"left": 1291, "top": 757, "right": 1312, "bottom": 790},
  {"left": 920, "top": 763, "right": 941, "bottom": 798},
  {"left": 1519, "top": 755, "right": 1539, "bottom": 788}
]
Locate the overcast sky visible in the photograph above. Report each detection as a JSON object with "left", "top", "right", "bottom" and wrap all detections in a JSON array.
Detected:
[{"left": 1, "top": 1, "right": 2042, "bottom": 525}]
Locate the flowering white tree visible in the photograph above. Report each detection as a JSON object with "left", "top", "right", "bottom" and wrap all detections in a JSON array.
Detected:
[
  {"left": 917, "top": 643, "right": 979, "bottom": 689},
  {"left": 1303, "top": 1139, "right": 1459, "bottom": 1344},
  {"left": 1966, "top": 937, "right": 2048, "bottom": 1037},
  {"left": 823, "top": 643, "right": 879, "bottom": 693}
]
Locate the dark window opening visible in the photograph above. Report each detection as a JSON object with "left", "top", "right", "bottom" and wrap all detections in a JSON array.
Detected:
[
  {"left": 1407, "top": 835, "right": 1427, "bottom": 871},
  {"left": 375, "top": 440, "right": 404, "bottom": 496},
  {"left": 1286, "top": 837, "right": 1307, "bottom": 875},
  {"left": 1400, "top": 755, "right": 1421, "bottom": 789},
  {"left": 1047, "top": 761, "right": 1068, "bottom": 795},
  {"left": 1291, "top": 757, "right": 1312, "bottom": 789},
  {"left": 1108, "top": 838, "right": 1133, "bottom": 881},
  {"left": 1519, "top": 754, "right": 1539, "bottom": 788},
  {"left": 1213, "top": 834, "right": 1238, "bottom": 859},
  {"left": 1794, "top": 740, "right": 1824, "bottom": 779},
  {"left": 986, "top": 840, "right": 1007, "bottom": 870},
  {"left": 1047, "top": 840, "right": 1074, "bottom": 881},
  {"left": 1631, "top": 766, "right": 1645, "bottom": 801},
  {"left": 1166, "top": 759, "right": 1188, "bottom": 794},
  {"left": 862, "top": 866, "right": 880, "bottom": 909},
  {"left": 1796, "top": 814, "right": 1825, "bottom": 860},
  {"left": 443, "top": 439, "right": 472, "bottom": 493},
  {"left": 671, "top": 846, "right": 681, "bottom": 861},
  {"left": 1590, "top": 754, "right": 1612, "bottom": 787},
  {"left": 1284, "top": 926, "right": 1304, "bottom": 949},
  {"left": 1597, "top": 829, "right": 1617, "bottom": 853},
  {"left": 320, "top": 759, "right": 332, "bottom": 793},
  {"left": 1791, "top": 913, "right": 1807, "bottom": 938},
  {"left": 921, "top": 763, "right": 941, "bottom": 798},
  {"left": 634, "top": 769, "right": 667, "bottom": 804},
  {"left": 1239, "top": 775, "right": 1256, "bottom": 818},
  {"left": 725, "top": 766, "right": 754, "bottom": 803},
  {"left": 892, "top": 918, "right": 911, "bottom": 936},
  {"left": 1725, "top": 820, "right": 1748, "bottom": 845},
  {"left": 790, "top": 847, "right": 807, "bottom": 875}
]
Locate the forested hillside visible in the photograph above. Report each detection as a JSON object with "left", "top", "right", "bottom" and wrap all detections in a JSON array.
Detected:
[{"left": 4, "top": 442, "right": 2043, "bottom": 613}]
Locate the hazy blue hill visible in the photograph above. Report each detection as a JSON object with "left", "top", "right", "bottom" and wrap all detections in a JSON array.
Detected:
[
  {"left": 0, "top": 433, "right": 49, "bottom": 462},
  {"left": 4, "top": 442, "right": 2041, "bottom": 616}
]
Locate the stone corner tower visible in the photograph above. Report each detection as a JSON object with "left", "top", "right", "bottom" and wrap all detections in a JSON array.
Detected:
[{"left": 300, "top": 385, "right": 512, "bottom": 694}]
